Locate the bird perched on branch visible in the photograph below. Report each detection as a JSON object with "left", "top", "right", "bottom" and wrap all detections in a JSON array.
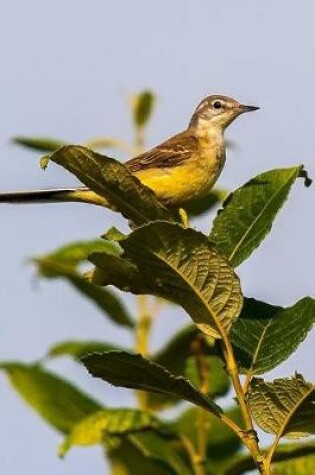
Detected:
[{"left": 0, "top": 95, "right": 258, "bottom": 207}]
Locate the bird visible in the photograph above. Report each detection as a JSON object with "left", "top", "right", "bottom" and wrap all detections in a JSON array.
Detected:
[{"left": 0, "top": 95, "right": 259, "bottom": 208}]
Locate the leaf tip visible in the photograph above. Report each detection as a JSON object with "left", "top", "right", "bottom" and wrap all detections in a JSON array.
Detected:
[{"left": 299, "top": 167, "right": 312, "bottom": 187}]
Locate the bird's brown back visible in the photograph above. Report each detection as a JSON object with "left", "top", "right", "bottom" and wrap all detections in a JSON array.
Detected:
[{"left": 126, "top": 131, "right": 200, "bottom": 172}]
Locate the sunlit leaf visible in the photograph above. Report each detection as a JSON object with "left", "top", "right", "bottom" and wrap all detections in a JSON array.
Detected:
[
  {"left": 82, "top": 351, "right": 222, "bottom": 415},
  {"left": 49, "top": 145, "right": 174, "bottom": 225},
  {"left": 59, "top": 409, "right": 160, "bottom": 457},
  {"left": 12, "top": 136, "right": 66, "bottom": 152},
  {"left": 121, "top": 222, "right": 243, "bottom": 338},
  {"left": 231, "top": 297, "right": 315, "bottom": 375},
  {"left": 248, "top": 374, "right": 315, "bottom": 438},
  {"left": 0, "top": 362, "right": 101, "bottom": 433},
  {"left": 210, "top": 166, "right": 310, "bottom": 267}
]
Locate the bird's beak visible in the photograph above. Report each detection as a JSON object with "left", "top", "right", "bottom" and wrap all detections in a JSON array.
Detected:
[{"left": 239, "top": 104, "right": 260, "bottom": 113}]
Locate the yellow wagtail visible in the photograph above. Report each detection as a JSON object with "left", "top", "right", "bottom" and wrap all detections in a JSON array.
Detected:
[{"left": 0, "top": 95, "right": 258, "bottom": 208}]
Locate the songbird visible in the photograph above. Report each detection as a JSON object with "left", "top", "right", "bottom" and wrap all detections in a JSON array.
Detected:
[{"left": 0, "top": 95, "right": 258, "bottom": 208}]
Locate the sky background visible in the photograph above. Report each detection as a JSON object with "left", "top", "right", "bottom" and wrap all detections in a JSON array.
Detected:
[{"left": 0, "top": 1, "right": 314, "bottom": 474}]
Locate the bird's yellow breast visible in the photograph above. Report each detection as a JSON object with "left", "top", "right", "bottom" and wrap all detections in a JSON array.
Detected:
[{"left": 134, "top": 142, "right": 225, "bottom": 206}]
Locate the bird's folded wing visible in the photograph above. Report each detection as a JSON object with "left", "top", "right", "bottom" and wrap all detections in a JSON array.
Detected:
[{"left": 126, "top": 132, "right": 199, "bottom": 172}]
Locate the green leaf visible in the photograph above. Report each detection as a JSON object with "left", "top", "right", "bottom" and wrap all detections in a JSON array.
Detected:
[
  {"left": 174, "top": 406, "right": 242, "bottom": 452},
  {"left": 209, "top": 166, "right": 309, "bottom": 267},
  {"left": 35, "top": 258, "right": 134, "bottom": 327},
  {"left": 185, "top": 188, "right": 228, "bottom": 217},
  {"left": 59, "top": 408, "right": 160, "bottom": 457},
  {"left": 231, "top": 297, "right": 315, "bottom": 375},
  {"left": 89, "top": 251, "right": 149, "bottom": 294},
  {"left": 132, "top": 91, "right": 155, "bottom": 129},
  {"left": 273, "top": 455, "right": 315, "bottom": 475},
  {"left": 12, "top": 136, "right": 66, "bottom": 152},
  {"left": 38, "top": 239, "right": 119, "bottom": 270},
  {"left": 130, "top": 432, "right": 192, "bottom": 475},
  {"left": 248, "top": 374, "right": 315, "bottom": 438},
  {"left": 49, "top": 145, "right": 174, "bottom": 225},
  {"left": 175, "top": 407, "right": 242, "bottom": 475},
  {"left": 47, "top": 340, "right": 121, "bottom": 360},
  {"left": 121, "top": 222, "right": 243, "bottom": 338},
  {"left": 82, "top": 351, "right": 222, "bottom": 415},
  {"left": 0, "top": 362, "right": 101, "bottom": 433},
  {"left": 271, "top": 442, "right": 315, "bottom": 474},
  {"left": 185, "top": 355, "right": 229, "bottom": 398}
]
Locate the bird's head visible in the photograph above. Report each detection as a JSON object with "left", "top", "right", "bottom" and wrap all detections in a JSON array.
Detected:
[{"left": 189, "top": 95, "right": 259, "bottom": 133}]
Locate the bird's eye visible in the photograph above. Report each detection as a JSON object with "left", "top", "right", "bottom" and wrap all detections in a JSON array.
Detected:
[{"left": 213, "top": 100, "right": 222, "bottom": 109}]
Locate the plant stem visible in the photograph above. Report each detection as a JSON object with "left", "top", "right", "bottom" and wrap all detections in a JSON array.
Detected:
[
  {"left": 135, "top": 295, "right": 152, "bottom": 410},
  {"left": 193, "top": 338, "right": 211, "bottom": 475},
  {"left": 219, "top": 337, "right": 272, "bottom": 474}
]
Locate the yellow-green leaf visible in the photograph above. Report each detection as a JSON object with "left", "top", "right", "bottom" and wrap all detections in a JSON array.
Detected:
[
  {"left": 59, "top": 409, "right": 160, "bottom": 457},
  {"left": 248, "top": 375, "right": 315, "bottom": 438},
  {"left": 0, "top": 363, "right": 101, "bottom": 433}
]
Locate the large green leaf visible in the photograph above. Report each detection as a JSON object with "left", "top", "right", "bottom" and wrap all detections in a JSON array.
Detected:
[
  {"left": 47, "top": 340, "right": 121, "bottom": 360},
  {"left": 12, "top": 136, "right": 66, "bottom": 152},
  {"left": 82, "top": 351, "right": 222, "bottom": 415},
  {"left": 49, "top": 145, "right": 174, "bottom": 225},
  {"left": 0, "top": 363, "right": 101, "bottom": 433},
  {"left": 248, "top": 374, "right": 315, "bottom": 438},
  {"left": 231, "top": 297, "right": 315, "bottom": 375},
  {"left": 209, "top": 166, "right": 311, "bottom": 267},
  {"left": 35, "top": 258, "right": 134, "bottom": 327},
  {"left": 59, "top": 409, "right": 160, "bottom": 457},
  {"left": 131, "top": 90, "right": 156, "bottom": 129},
  {"left": 121, "top": 222, "right": 243, "bottom": 338}
]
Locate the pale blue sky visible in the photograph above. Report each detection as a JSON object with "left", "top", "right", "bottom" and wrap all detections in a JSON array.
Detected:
[{"left": 0, "top": 1, "right": 314, "bottom": 474}]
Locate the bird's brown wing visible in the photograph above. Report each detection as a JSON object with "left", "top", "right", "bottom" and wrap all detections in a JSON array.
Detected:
[{"left": 126, "top": 131, "right": 199, "bottom": 173}]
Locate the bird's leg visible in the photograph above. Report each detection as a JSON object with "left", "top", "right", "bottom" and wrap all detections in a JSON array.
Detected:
[{"left": 179, "top": 208, "right": 190, "bottom": 228}]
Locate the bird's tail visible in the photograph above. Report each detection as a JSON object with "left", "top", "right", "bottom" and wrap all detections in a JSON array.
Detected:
[{"left": 0, "top": 187, "right": 108, "bottom": 207}]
